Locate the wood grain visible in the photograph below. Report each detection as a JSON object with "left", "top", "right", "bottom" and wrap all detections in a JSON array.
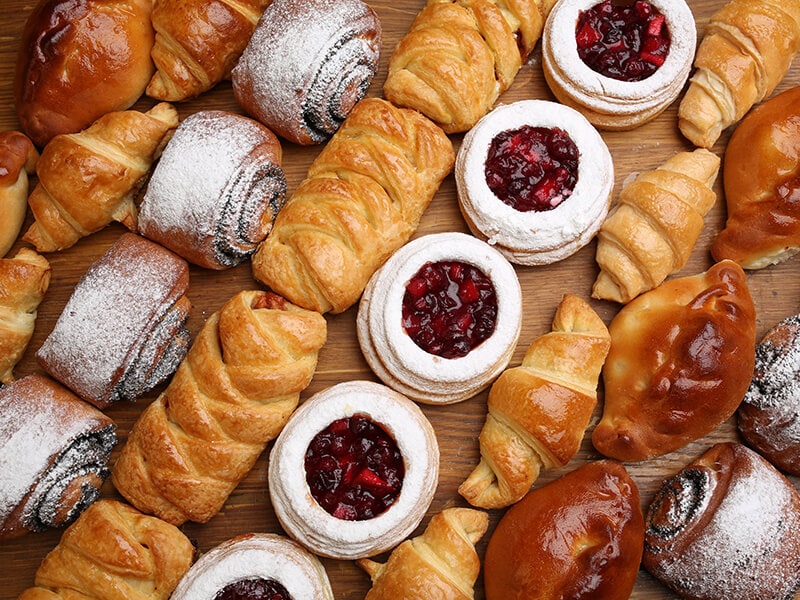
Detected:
[{"left": 1, "top": 0, "right": 799, "bottom": 598}]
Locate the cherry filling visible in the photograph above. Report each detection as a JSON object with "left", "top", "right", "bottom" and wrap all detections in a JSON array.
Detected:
[
  {"left": 305, "top": 414, "right": 404, "bottom": 521},
  {"left": 402, "top": 260, "right": 498, "bottom": 359},
  {"left": 484, "top": 125, "right": 579, "bottom": 213},
  {"left": 575, "top": 0, "right": 671, "bottom": 82},
  {"left": 214, "top": 578, "right": 292, "bottom": 600}
]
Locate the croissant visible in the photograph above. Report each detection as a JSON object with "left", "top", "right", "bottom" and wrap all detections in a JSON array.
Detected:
[
  {"left": 677, "top": 0, "right": 800, "bottom": 149},
  {"left": 0, "top": 248, "right": 50, "bottom": 384},
  {"left": 458, "top": 294, "right": 610, "bottom": 510},
  {"left": 357, "top": 507, "right": 489, "bottom": 600},
  {"left": 251, "top": 97, "right": 454, "bottom": 314},
  {"left": 592, "top": 148, "right": 721, "bottom": 304},
  {"left": 0, "top": 131, "right": 37, "bottom": 257},
  {"left": 18, "top": 499, "right": 194, "bottom": 600},
  {"left": 383, "top": 0, "right": 558, "bottom": 133},
  {"left": 147, "top": 0, "right": 268, "bottom": 101},
  {"left": 22, "top": 102, "right": 179, "bottom": 253},
  {"left": 112, "top": 290, "right": 327, "bottom": 525}
]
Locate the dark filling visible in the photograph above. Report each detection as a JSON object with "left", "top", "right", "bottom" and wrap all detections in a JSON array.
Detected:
[{"left": 213, "top": 578, "right": 292, "bottom": 600}]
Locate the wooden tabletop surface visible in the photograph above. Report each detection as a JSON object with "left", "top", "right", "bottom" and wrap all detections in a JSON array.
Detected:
[{"left": 1, "top": 0, "right": 799, "bottom": 598}]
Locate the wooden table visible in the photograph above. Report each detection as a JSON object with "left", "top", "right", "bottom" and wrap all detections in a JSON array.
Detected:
[{"left": 1, "top": 0, "right": 799, "bottom": 598}]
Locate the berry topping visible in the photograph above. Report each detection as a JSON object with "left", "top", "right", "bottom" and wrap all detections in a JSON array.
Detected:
[
  {"left": 305, "top": 414, "right": 404, "bottom": 521},
  {"left": 575, "top": 0, "right": 671, "bottom": 82},
  {"left": 213, "top": 578, "right": 292, "bottom": 600},
  {"left": 402, "top": 260, "right": 498, "bottom": 359}
]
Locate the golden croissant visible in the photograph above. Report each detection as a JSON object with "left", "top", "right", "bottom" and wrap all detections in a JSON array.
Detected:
[
  {"left": 458, "top": 294, "right": 610, "bottom": 510},
  {"left": 592, "top": 148, "right": 720, "bottom": 304}
]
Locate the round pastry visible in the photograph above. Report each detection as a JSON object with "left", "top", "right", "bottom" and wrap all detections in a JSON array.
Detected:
[
  {"left": 268, "top": 380, "right": 439, "bottom": 560},
  {"left": 455, "top": 100, "right": 613, "bottom": 266},
  {"left": 357, "top": 232, "right": 522, "bottom": 404},
  {"left": 138, "top": 110, "right": 287, "bottom": 270},
  {"left": 542, "top": 0, "right": 696, "bottom": 131},
  {"left": 171, "top": 533, "right": 334, "bottom": 600},
  {"left": 231, "top": 0, "right": 382, "bottom": 145},
  {"left": 0, "top": 131, "right": 38, "bottom": 258}
]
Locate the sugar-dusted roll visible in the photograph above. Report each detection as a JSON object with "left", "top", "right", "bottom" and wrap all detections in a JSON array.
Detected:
[
  {"left": 0, "top": 375, "right": 117, "bottom": 540},
  {"left": 0, "top": 131, "right": 38, "bottom": 257},
  {"left": 138, "top": 110, "right": 287, "bottom": 270},
  {"left": 37, "top": 233, "right": 191, "bottom": 409},
  {"left": 232, "top": 0, "right": 382, "bottom": 145}
]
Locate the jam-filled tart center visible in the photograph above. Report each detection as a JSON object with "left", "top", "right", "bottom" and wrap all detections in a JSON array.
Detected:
[{"left": 214, "top": 577, "right": 292, "bottom": 600}]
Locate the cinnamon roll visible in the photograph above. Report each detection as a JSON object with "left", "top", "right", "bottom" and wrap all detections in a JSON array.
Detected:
[
  {"left": 268, "top": 381, "right": 439, "bottom": 560},
  {"left": 357, "top": 232, "right": 523, "bottom": 404},
  {"left": 0, "top": 375, "right": 117, "bottom": 540},
  {"left": 231, "top": 0, "right": 381, "bottom": 145},
  {"left": 138, "top": 110, "right": 287, "bottom": 270}
]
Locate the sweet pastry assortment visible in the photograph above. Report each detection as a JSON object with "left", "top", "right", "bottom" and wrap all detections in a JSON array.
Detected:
[
  {"left": 456, "top": 99, "right": 614, "bottom": 265},
  {"left": 2, "top": 0, "right": 800, "bottom": 597},
  {"left": 357, "top": 232, "right": 522, "bottom": 404}
]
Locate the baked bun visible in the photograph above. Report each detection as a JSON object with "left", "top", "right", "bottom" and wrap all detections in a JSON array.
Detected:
[
  {"left": 357, "top": 232, "right": 522, "bottom": 405},
  {"left": 456, "top": 100, "right": 613, "bottom": 265},
  {"left": 643, "top": 442, "right": 800, "bottom": 600},
  {"left": 484, "top": 459, "right": 644, "bottom": 600},
  {"left": 542, "top": 0, "right": 696, "bottom": 130},
  {"left": 711, "top": 86, "right": 800, "bottom": 269},
  {"left": 232, "top": 0, "right": 381, "bottom": 145},
  {"left": 268, "top": 381, "right": 439, "bottom": 560},
  {"left": 14, "top": 0, "right": 155, "bottom": 148},
  {"left": 0, "top": 131, "right": 38, "bottom": 257}
]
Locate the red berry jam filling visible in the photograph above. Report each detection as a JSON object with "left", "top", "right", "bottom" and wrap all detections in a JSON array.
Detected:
[
  {"left": 402, "top": 260, "right": 498, "bottom": 359},
  {"left": 484, "top": 125, "right": 579, "bottom": 212},
  {"left": 575, "top": 0, "right": 671, "bottom": 82},
  {"left": 214, "top": 578, "right": 292, "bottom": 600},
  {"left": 305, "top": 414, "right": 404, "bottom": 521}
]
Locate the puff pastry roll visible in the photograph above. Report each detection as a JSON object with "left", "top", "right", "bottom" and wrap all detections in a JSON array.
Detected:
[
  {"left": 384, "top": 0, "right": 558, "bottom": 133},
  {"left": 677, "top": 0, "right": 800, "bottom": 149},
  {"left": 593, "top": 148, "right": 721, "bottom": 304},
  {"left": 252, "top": 97, "right": 455, "bottom": 314},
  {"left": 459, "top": 294, "right": 610, "bottom": 509},
  {"left": 0, "top": 375, "right": 117, "bottom": 540},
  {"left": 17, "top": 499, "right": 194, "bottom": 600},
  {"left": 0, "top": 248, "right": 50, "bottom": 384},
  {"left": 357, "top": 507, "right": 488, "bottom": 600},
  {"left": 23, "top": 102, "right": 179, "bottom": 253},
  {"left": 0, "top": 131, "right": 37, "bottom": 257},
  {"left": 147, "top": 0, "right": 269, "bottom": 101},
  {"left": 112, "top": 290, "right": 327, "bottom": 525},
  {"left": 37, "top": 233, "right": 191, "bottom": 409},
  {"left": 138, "top": 110, "right": 287, "bottom": 269}
]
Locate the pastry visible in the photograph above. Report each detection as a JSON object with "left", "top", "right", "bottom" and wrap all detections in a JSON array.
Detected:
[
  {"left": 383, "top": 0, "right": 558, "bottom": 134},
  {"left": 738, "top": 312, "right": 800, "bottom": 476},
  {"left": 357, "top": 232, "right": 522, "bottom": 405},
  {"left": 17, "top": 499, "right": 194, "bottom": 600},
  {"left": 23, "top": 102, "right": 179, "bottom": 253},
  {"left": 357, "top": 507, "right": 488, "bottom": 600},
  {"left": 268, "top": 380, "right": 439, "bottom": 560},
  {"left": 459, "top": 294, "right": 610, "bottom": 509},
  {"left": 232, "top": 0, "right": 381, "bottom": 145},
  {"left": 678, "top": 0, "right": 800, "bottom": 149},
  {"left": 138, "top": 110, "right": 287, "bottom": 269},
  {"left": 171, "top": 533, "right": 333, "bottom": 600},
  {"left": 0, "top": 375, "right": 117, "bottom": 540},
  {"left": 14, "top": 0, "right": 155, "bottom": 148},
  {"left": 543, "top": 0, "right": 696, "bottom": 131},
  {"left": 593, "top": 148, "right": 721, "bottom": 303},
  {"left": 0, "top": 248, "right": 50, "bottom": 384},
  {"left": 484, "top": 459, "right": 644, "bottom": 600},
  {"left": 0, "top": 131, "right": 37, "bottom": 257},
  {"left": 455, "top": 99, "right": 614, "bottom": 265},
  {"left": 643, "top": 442, "right": 800, "bottom": 600},
  {"left": 251, "top": 97, "right": 455, "bottom": 314},
  {"left": 36, "top": 233, "right": 191, "bottom": 409},
  {"left": 147, "top": 0, "right": 269, "bottom": 102},
  {"left": 112, "top": 290, "right": 327, "bottom": 525},
  {"left": 711, "top": 86, "right": 800, "bottom": 269},
  {"left": 592, "top": 260, "right": 757, "bottom": 462}
]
